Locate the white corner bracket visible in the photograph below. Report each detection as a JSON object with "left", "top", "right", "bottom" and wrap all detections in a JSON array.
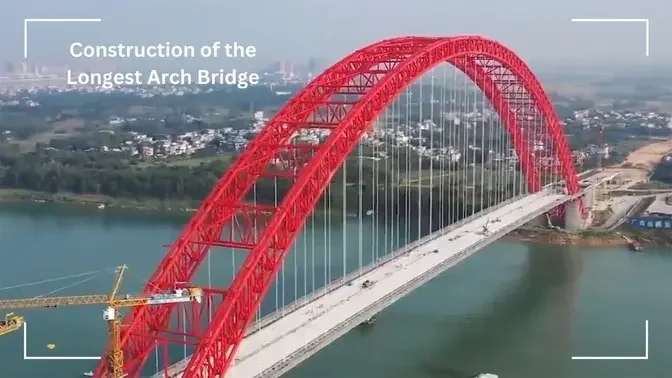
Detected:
[
  {"left": 571, "top": 320, "right": 649, "bottom": 360},
  {"left": 570, "top": 18, "right": 650, "bottom": 57},
  {"left": 24, "top": 18, "right": 102, "bottom": 59},
  {"left": 23, "top": 322, "right": 101, "bottom": 360}
]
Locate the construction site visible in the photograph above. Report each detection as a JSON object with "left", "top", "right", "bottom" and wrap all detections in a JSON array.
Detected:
[
  {"left": 591, "top": 140, "right": 672, "bottom": 229},
  {"left": 514, "top": 139, "right": 672, "bottom": 247}
]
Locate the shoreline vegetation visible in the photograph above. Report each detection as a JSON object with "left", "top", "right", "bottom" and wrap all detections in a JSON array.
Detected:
[
  {"left": 2, "top": 188, "right": 671, "bottom": 249},
  {"left": 0, "top": 188, "right": 200, "bottom": 213}
]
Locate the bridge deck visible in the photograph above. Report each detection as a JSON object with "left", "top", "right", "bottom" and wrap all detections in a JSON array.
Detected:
[
  {"left": 155, "top": 172, "right": 616, "bottom": 378},
  {"left": 157, "top": 190, "right": 570, "bottom": 378}
]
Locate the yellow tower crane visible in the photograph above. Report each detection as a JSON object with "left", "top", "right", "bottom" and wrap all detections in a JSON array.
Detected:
[{"left": 0, "top": 265, "right": 203, "bottom": 378}]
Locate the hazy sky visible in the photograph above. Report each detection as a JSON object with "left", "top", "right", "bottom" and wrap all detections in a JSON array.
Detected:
[{"left": 0, "top": 0, "right": 669, "bottom": 71}]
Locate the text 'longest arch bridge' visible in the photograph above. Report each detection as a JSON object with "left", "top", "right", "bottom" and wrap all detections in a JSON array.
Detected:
[{"left": 89, "top": 35, "right": 605, "bottom": 378}]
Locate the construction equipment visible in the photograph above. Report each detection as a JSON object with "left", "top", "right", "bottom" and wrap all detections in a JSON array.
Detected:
[
  {"left": 0, "top": 312, "right": 24, "bottom": 336},
  {"left": 0, "top": 265, "right": 203, "bottom": 378}
]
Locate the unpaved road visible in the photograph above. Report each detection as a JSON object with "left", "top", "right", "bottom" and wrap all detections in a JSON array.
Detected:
[{"left": 620, "top": 139, "right": 672, "bottom": 170}]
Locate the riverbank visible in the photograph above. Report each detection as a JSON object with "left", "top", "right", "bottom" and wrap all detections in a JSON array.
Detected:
[
  {"left": 3, "top": 188, "right": 671, "bottom": 249},
  {"left": 0, "top": 188, "right": 199, "bottom": 213},
  {"left": 0, "top": 188, "right": 336, "bottom": 217},
  {"left": 506, "top": 227, "right": 672, "bottom": 248}
]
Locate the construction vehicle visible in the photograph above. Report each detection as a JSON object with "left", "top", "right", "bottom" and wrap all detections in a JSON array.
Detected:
[{"left": 0, "top": 265, "right": 203, "bottom": 378}]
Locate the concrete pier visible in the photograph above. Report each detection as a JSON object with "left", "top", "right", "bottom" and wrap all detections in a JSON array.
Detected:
[
  {"left": 564, "top": 200, "right": 582, "bottom": 231},
  {"left": 583, "top": 187, "right": 595, "bottom": 210}
]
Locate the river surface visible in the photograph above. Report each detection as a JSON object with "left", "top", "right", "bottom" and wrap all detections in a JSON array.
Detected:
[{"left": 0, "top": 203, "right": 670, "bottom": 378}]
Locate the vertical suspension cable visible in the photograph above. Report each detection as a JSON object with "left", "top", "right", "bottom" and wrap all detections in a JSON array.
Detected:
[
  {"left": 405, "top": 87, "right": 411, "bottom": 247},
  {"left": 358, "top": 138, "right": 363, "bottom": 273},
  {"left": 328, "top": 172, "right": 332, "bottom": 286},
  {"left": 182, "top": 306, "right": 187, "bottom": 360},
  {"left": 392, "top": 95, "right": 399, "bottom": 251},
  {"left": 275, "top": 177, "right": 281, "bottom": 313},
  {"left": 429, "top": 70, "right": 435, "bottom": 232},
  {"left": 417, "top": 75, "right": 423, "bottom": 240},
  {"left": 499, "top": 82, "right": 505, "bottom": 205},
  {"left": 154, "top": 342, "right": 159, "bottom": 375},
  {"left": 480, "top": 66, "right": 486, "bottom": 212},
  {"left": 303, "top": 207, "right": 308, "bottom": 300},
  {"left": 462, "top": 68, "right": 468, "bottom": 220},
  {"left": 252, "top": 182, "right": 259, "bottom": 327},
  {"left": 323, "top": 186, "right": 328, "bottom": 292},
  {"left": 396, "top": 92, "right": 402, "bottom": 249},
  {"left": 342, "top": 165, "right": 347, "bottom": 279},
  {"left": 439, "top": 65, "right": 447, "bottom": 230},
  {"left": 384, "top": 105, "right": 390, "bottom": 255},
  {"left": 487, "top": 64, "right": 494, "bottom": 210},
  {"left": 389, "top": 97, "right": 396, "bottom": 252},
  {"left": 311, "top": 188, "right": 316, "bottom": 293},
  {"left": 342, "top": 100, "right": 347, "bottom": 281},
  {"left": 470, "top": 61, "right": 477, "bottom": 216},
  {"left": 449, "top": 68, "right": 456, "bottom": 225},
  {"left": 505, "top": 85, "right": 513, "bottom": 201},
  {"left": 372, "top": 113, "right": 379, "bottom": 263}
]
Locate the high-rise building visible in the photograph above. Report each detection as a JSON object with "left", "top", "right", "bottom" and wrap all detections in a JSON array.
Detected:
[{"left": 307, "top": 57, "right": 316, "bottom": 76}]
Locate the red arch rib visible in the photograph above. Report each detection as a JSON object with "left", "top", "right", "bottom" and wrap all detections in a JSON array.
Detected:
[
  {"left": 180, "top": 36, "right": 579, "bottom": 377},
  {"left": 95, "top": 36, "right": 579, "bottom": 378},
  {"left": 94, "top": 36, "right": 435, "bottom": 377}
]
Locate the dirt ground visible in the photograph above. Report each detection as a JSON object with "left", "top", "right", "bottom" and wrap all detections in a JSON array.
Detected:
[
  {"left": 619, "top": 140, "right": 672, "bottom": 171},
  {"left": 598, "top": 140, "right": 672, "bottom": 190}
]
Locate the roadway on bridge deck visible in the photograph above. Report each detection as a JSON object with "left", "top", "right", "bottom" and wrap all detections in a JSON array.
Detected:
[{"left": 157, "top": 172, "right": 615, "bottom": 378}]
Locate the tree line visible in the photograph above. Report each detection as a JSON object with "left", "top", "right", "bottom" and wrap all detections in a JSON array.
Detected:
[
  {"left": 0, "top": 149, "right": 520, "bottom": 226},
  {"left": 652, "top": 158, "right": 672, "bottom": 184}
]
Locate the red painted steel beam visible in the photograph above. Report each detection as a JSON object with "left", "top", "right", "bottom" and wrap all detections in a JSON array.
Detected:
[
  {"left": 95, "top": 35, "right": 579, "bottom": 378},
  {"left": 181, "top": 36, "right": 580, "bottom": 378},
  {"left": 93, "top": 37, "right": 419, "bottom": 378}
]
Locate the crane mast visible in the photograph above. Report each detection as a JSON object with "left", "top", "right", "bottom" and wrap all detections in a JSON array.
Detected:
[{"left": 0, "top": 265, "right": 203, "bottom": 378}]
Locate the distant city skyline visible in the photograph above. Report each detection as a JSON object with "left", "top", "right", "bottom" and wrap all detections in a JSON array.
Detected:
[{"left": 0, "top": 0, "right": 670, "bottom": 75}]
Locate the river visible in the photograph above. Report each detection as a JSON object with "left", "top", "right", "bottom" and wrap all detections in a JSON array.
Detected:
[{"left": 0, "top": 203, "right": 670, "bottom": 378}]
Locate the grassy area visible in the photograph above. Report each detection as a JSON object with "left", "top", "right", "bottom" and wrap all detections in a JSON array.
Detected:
[
  {"left": 17, "top": 118, "right": 87, "bottom": 152},
  {"left": 163, "top": 156, "right": 232, "bottom": 167},
  {"left": 579, "top": 229, "right": 612, "bottom": 237},
  {"left": 398, "top": 169, "right": 522, "bottom": 188},
  {"left": 0, "top": 188, "right": 198, "bottom": 212},
  {"left": 136, "top": 155, "right": 233, "bottom": 168},
  {"left": 399, "top": 171, "right": 455, "bottom": 187}
]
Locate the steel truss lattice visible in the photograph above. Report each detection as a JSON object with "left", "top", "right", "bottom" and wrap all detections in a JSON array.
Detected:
[{"left": 93, "top": 36, "right": 580, "bottom": 378}]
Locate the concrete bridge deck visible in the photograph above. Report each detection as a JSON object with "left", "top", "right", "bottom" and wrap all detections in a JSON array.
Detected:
[{"left": 155, "top": 171, "right": 616, "bottom": 378}]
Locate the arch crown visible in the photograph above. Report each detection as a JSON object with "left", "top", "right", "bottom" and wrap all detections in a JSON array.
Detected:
[{"left": 96, "top": 36, "right": 579, "bottom": 378}]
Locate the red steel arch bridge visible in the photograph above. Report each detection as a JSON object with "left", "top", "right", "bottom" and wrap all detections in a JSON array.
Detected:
[{"left": 77, "top": 35, "right": 613, "bottom": 378}]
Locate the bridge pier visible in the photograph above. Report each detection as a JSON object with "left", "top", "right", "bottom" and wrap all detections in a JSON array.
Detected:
[
  {"left": 564, "top": 200, "right": 583, "bottom": 231},
  {"left": 583, "top": 187, "right": 595, "bottom": 210},
  {"left": 526, "top": 214, "right": 549, "bottom": 227}
]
